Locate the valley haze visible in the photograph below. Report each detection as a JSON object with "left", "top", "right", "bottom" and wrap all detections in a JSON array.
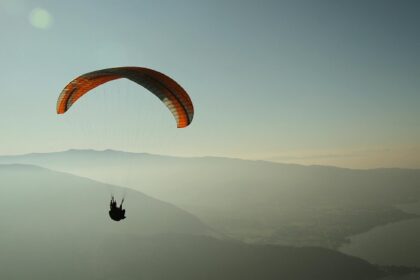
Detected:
[
  {"left": 1, "top": 149, "right": 419, "bottom": 250},
  {"left": 1, "top": 163, "right": 419, "bottom": 280}
]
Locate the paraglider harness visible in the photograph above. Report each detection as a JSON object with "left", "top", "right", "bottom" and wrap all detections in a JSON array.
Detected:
[{"left": 109, "top": 196, "right": 126, "bottom": 221}]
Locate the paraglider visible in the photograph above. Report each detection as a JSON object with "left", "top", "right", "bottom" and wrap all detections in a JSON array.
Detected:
[
  {"left": 109, "top": 196, "right": 126, "bottom": 222},
  {"left": 57, "top": 66, "right": 194, "bottom": 222}
]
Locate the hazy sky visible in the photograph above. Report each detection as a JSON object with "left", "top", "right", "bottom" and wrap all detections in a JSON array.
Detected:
[{"left": 0, "top": 0, "right": 419, "bottom": 168}]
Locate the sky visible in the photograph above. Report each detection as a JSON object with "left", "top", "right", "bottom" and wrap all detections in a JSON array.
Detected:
[{"left": 0, "top": 0, "right": 419, "bottom": 169}]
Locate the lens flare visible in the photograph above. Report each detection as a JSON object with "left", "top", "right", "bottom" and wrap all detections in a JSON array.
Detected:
[{"left": 29, "top": 8, "right": 53, "bottom": 29}]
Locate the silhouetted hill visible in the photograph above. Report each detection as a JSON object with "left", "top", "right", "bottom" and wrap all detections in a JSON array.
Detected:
[
  {"left": 1, "top": 150, "right": 420, "bottom": 248},
  {"left": 0, "top": 164, "right": 213, "bottom": 237}
]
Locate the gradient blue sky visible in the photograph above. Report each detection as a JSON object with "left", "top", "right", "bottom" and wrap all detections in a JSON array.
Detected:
[{"left": 0, "top": 0, "right": 419, "bottom": 168}]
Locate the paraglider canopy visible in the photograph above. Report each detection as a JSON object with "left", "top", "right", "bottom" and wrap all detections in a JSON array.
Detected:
[{"left": 56, "top": 67, "right": 194, "bottom": 128}]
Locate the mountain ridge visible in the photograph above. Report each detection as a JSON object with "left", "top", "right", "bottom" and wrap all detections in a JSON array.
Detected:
[
  {"left": 7, "top": 148, "right": 418, "bottom": 171},
  {"left": 1, "top": 150, "right": 419, "bottom": 249}
]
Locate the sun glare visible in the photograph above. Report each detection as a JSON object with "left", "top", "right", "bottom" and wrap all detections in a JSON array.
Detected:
[{"left": 29, "top": 8, "right": 53, "bottom": 29}]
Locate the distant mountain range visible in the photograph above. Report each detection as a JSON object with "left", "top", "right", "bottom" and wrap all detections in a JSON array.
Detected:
[
  {"left": 1, "top": 150, "right": 420, "bottom": 248},
  {"left": 0, "top": 164, "right": 416, "bottom": 280}
]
